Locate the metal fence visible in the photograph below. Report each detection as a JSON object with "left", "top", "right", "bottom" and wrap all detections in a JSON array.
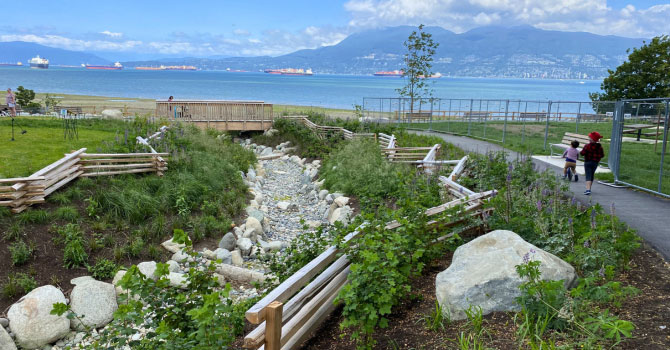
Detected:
[
  {"left": 610, "top": 98, "right": 670, "bottom": 197},
  {"left": 362, "top": 97, "right": 616, "bottom": 151}
]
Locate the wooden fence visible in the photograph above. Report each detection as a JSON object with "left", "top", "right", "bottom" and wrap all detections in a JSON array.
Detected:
[
  {"left": 1, "top": 127, "right": 170, "bottom": 213},
  {"left": 155, "top": 100, "right": 273, "bottom": 131},
  {"left": 243, "top": 155, "right": 494, "bottom": 349}
]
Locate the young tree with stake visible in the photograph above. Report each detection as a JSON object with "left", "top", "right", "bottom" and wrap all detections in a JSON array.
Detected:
[{"left": 397, "top": 24, "right": 439, "bottom": 114}]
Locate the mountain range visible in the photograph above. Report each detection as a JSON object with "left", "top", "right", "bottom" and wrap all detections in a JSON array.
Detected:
[
  {"left": 0, "top": 41, "right": 110, "bottom": 66},
  {"left": 0, "top": 26, "right": 646, "bottom": 79}
]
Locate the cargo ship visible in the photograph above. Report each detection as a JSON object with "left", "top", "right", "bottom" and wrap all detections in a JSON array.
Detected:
[
  {"left": 163, "top": 65, "right": 197, "bottom": 71},
  {"left": 85, "top": 62, "right": 123, "bottom": 70},
  {"left": 29, "top": 55, "right": 49, "bottom": 69},
  {"left": 264, "top": 68, "right": 313, "bottom": 76},
  {"left": 373, "top": 70, "right": 403, "bottom": 77},
  {"left": 136, "top": 66, "right": 165, "bottom": 70},
  {"left": 0, "top": 61, "right": 23, "bottom": 67}
]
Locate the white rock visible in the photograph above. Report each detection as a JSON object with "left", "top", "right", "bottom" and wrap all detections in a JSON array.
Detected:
[
  {"left": 308, "top": 168, "right": 318, "bottom": 180},
  {"left": 0, "top": 326, "right": 16, "bottom": 350},
  {"left": 237, "top": 237, "right": 253, "bottom": 256},
  {"left": 8, "top": 286, "right": 70, "bottom": 349},
  {"left": 101, "top": 109, "right": 123, "bottom": 119},
  {"left": 166, "top": 260, "right": 180, "bottom": 272},
  {"left": 137, "top": 261, "right": 158, "bottom": 280},
  {"left": 112, "top": 270, "right": 126, "bottom": 286},
  {"left": 245, "top": 217, "right": 263, "bottom": 236},
  {"left": 202, "top": 248, "right": 217, "bottom": 260},
  {"left": 306, "top": 220, "right": 322, "bottom": 229},
  {"left": 213, "top": 273, "right": 227, "bottom": 287},
  {"left": 266, "top": 241, "right": 284, "bottom": 252},
  {"left": 318, "top": 190, "right": 329, "bottom": 200},
  {"left": 70, "top": 276, "right": 94, "bottom": 286},
  {"left": 435, "top": 230, "right": 577, "bottom": 321},
  {"left": 168, "top": 273, "right": 188, "bottom": 289},
  {"left": 325, "top": 194, "right": 334, "bottom": 204},
  {"left": 171, "top": 251, "right": 193, "bottom": 263},
  {"left": 0, "top": 317, "right": 8, "bottom": 327},
  {"left": 69, "top": 280, "right": 118, "bottom": 330},
  {"left": 242, "top": 228, "right": 257, "bottom": 242},
  {"left": 231, "top": 250, "right": 244, "bottom": 266},
  {"left": 334, "top": 196, "right": 350, "bottom": 207},
  {"left": 161, "top": 238, "right": 185, "bottom": 254},
  {"left": 277, "top": 201, "right": 290, "bottom": 210}
]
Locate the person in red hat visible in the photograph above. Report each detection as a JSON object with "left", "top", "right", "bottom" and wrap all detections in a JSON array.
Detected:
[{"left": 579, "top": 131, "right": 605, "bottom": 195}]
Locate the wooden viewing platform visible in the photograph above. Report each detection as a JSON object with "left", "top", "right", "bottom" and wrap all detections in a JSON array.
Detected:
[{"left": 155, "top": 100, "right": 273, "bottom": 131}]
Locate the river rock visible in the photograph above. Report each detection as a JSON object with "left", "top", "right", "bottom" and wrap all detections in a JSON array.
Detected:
[
  {"left": 246, "top": 207, "right": 265, "bottom": 223},
  {"left": 266, "top": 241, "right": 285, "bottom": 252},
  {"left": 277, "top": 201, "right": 290, "bottom": 210},
  {"left": 137, "top": 261, "right": 158, "bottom": 280},
  {"left": 166, "top": 260, "right": 180, "bottom": 272},
  {"left": 435, "top": 230, "right": 577, "bottom": 321},
  {"left": 218, "top": 232, "right": 237, "bottom": 251},
  {"left": 260, "top": 147, "right": 273, "bottom": 157},
  {"left": 0, "top": 317, "right": 8, "bottom": 327},
  {"left": 214, "top": 248, "right": 232, "bottom": 264},
  {"left": 8, "top": 285, "right": 70, "bottom": 349},
  {"left": 245, "top": 217, "right": 264, "bottom": 236},
  {"left": 161, "top": 238, "right": 185, "bottom": 254},
  {"left": 231, "top": 250, "right": 244, "bottom": 266},
  {"left": 168, "top": 272, "right": 188, "bottom": 289},
  {"left": 334, "top": 196, "right": 350, "bottom": 207},
  {"left": 237, "top": 237, "right": 253, "bottom": 256},
  {"left": 69, "top": 280, "right": 118, "bottom": 330},
  {"left": 0, "top": 326, "right": 16, "bottom": 350},
  {"left": 318, "top": 190, "right": 329, "bottom": 200}
]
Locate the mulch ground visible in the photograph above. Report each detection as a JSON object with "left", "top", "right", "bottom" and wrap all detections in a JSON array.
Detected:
[{"left": 285, "top": 243, "right": 670, "bottom": 350}]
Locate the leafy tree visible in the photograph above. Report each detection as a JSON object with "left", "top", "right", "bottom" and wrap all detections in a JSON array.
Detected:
[
  {"left": 590, "top": 35, "right": 670, "bottom": 102},
  {"left": 397, "top": 24, "right": 439, "bottom": 113},
  {"left": 15, "top": 86, "right": 36, "bottom": 107},
  {"left": 43, "top": 93, "right": 59, "bottom": 111}
]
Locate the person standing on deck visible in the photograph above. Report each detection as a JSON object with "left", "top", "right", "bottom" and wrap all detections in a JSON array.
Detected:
[
  {"left": 580, "top": 131, "right": 605, "bottom": 196},
  {"left": 6, "top": 88, "right": 16, "bottom": 117}
]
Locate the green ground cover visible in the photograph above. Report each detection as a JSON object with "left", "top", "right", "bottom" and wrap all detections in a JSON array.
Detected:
[
  {"left": 0, "top": 117, "right": 126, "bottom": 178},
  {"left": 408, "top": 120, "right": 670, "bottom": 194}
]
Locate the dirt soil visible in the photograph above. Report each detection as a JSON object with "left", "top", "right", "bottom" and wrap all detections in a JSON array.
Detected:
[{"left": 287, "top": 243, "right": 670, "bottom": 350}]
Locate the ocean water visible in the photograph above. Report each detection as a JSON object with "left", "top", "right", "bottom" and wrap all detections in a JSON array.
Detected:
[{"left": 0, "top": 67, "right": 601, "bottom": 109}]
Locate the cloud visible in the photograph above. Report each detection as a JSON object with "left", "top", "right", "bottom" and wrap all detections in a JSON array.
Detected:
[
  {"left": 343, "top": 0, "right": 670, "bottom": 38},
  {"left": 0, "top": 34, "right": 142, "bottom": 51},
  {"left": 233, "top": 29, "right": 250, "bottom": 36},
  {"left": 100, "top": 30, "right": 123, "bottom": 38}
]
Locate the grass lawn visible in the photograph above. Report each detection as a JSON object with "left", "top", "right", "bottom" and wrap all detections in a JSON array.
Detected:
[
  {"left": 408, "top": 120, "right": 670, "bottom": 194},
  {"left": 0, "top": 117, "right": 123, "bottom": 178}
]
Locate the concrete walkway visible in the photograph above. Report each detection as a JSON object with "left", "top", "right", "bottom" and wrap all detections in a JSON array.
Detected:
[{"left": 411, "top": 129, "right": 670, "bottom": 261}]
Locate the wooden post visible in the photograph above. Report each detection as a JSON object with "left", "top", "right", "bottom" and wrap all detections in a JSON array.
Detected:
[{"left": 265, "top": 301, "right": 283, "bottom": 350}]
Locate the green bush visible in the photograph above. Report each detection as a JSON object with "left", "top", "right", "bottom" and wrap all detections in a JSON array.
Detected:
[
  {"left": 54, "top": 206, "right": 80, "bottom": 222},
  {"left": 9, "top": 240, "right": 34, "bottom": 266},
  {"left": 2, "top": 273, "right": 37, "bottom": 298},
  {"left": 3, "top": 223, "right": 24, "bottom": 242},
  {"left": 17, "top": 209, "right": 50, "bottom": 224},
  {"left": 55, "top": 224, "right": 89, "bottom": 268},
  {"left": 88, "top": 258, "right": 119, "bottom": 279}
]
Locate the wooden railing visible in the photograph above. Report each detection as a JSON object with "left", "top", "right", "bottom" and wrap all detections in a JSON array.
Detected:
[
  {"left": 155, "top": 100, "right": 273, "bottom": 131},
  {"left": 1, "top": 127, "right": 170, "bottom": 214}
]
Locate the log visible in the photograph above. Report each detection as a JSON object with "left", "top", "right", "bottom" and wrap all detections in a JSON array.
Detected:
[
  {"left": 245, "top": 227, "right": 363, "bottom": 324},
  {"left": 258, "top": 153, "right": 285, "bottom": 161},
  {"left": 279, "top": 283, "right": 340, "bottom": 350},
  {"left": 41, "top": 157, "right": 81, "bottom": 180},
  {"left": 81, "top": 163, "right": 156, "bottom": 170},
  {"left": 43, "top": 163, "right": 81, "bottom": 189},
  {"left": 79, "top": 158, "right": 158, "bottom": 164},
  {"left": 81, "top": 152, "right": 170, "bottom": 157},
  {"left": 215, "top": 264, "right": 267, "bottom": 283},
  {"left": 449, "top": 156, "right": 468, "bottom": 181},
  {"left": 0, "top": 176, "right": 45, "bottom": 184},
  {"left": 44, "top": 171, "right": 83, "bottom": 196},
  {"left": 244, "top": 256, "right": 350, "bottom": 349},
  {"left": 0, "top": 191, "right": 26, "bottom": 200}
]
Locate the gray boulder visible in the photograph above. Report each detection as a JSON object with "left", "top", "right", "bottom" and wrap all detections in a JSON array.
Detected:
[
  {"left": 435, "top": 230, "right": 577, "bottom": 321},
  {"left": 168, "top": 272, "right": 188, "bottom": 289},
  {"left": 166, "top": 260, "right": 181, "bottom": 272},
  {"left": 260, "top": 147, "right": 273, "bottom": 157},
  {"left": 137, "top": 261, "right": 158, "bottom": 280},
  {"left": 0, "top": 317, "right": 8, "bottom": 328},
  {"left": 218, "top": 232, "right": 237, "bottom": 251},
  {"left": 69, "top": 280, "right": 118, "bottom": 330},
  {"left": 318, "top": 190, "right": 329, "bottom": 200},
  {"left": 0, "top": 326, "right": 16, "bottom": 350},
  {"left": 214, "top": 248, "right": 232, "bottom": 264},
  {"left": 8, "top": 285, "right": 70, "bottom": 349},
  {"left": 246, "top": 207, "right": 265, "bottom": 223},
  {"left": 237, "top": 237, "right": 253, "bottom": 256},
  {"left": 245, "top": 217, "right": 264, "bottom": 236}
]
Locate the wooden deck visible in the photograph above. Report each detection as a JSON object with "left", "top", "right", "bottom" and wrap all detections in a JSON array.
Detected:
[{"left": 155, "top": 100, "right": 274, "bottom": 131}]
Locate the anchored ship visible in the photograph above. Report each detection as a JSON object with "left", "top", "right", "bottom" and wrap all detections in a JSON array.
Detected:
[
  {"left": 85, "top": 61, "right": 123, "bottom": 70},
  {"left": 29, "top": 55, "right": 49, "bottom": 69},
  {"left": 373, "top": 70, "right": 403, "bottom": 77},
  {"left": 264, "top": 68, "right": 313, "bottom": 76},
  {"left": 0, "top": 61, "right": 23, "bottom": 67},
  {"left": 163, "top": 65, "right": 197, "bottom": 71}
]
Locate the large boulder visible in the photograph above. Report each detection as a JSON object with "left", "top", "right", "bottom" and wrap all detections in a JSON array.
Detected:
[
  {"left": 245, "top": 217, "right": 263, "bottom": 236},
  {"left": 435, "top": 230, "right": 577, "bottom": 320},
  {"left": 218, "top": 232, "right": 237, "bottom": 251},
  {"left": 69, "top": 280, "right": 118, "bottom": 330},
  {"left": 137, "top": 261, "right": 158, "bottom": 280},
  {"left": 8, "top": 285, "right": 70, "bottom": 349},
  {"left": 101, "top": 109, "right": 123, "bottom": 119}
]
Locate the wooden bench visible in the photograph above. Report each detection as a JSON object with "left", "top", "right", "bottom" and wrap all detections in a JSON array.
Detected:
[
  {"left": 550, "top": 132, "right": 592, "bottom": 156},
  {"left": 518, "top": 112, "right": 545, "bottom": 121},
  {"left": 577, "top": 113, "right": 606, "bottom": 122},
  {"left": 405, "top": 112, "right": 431, "bottom": 122},
  {"left": 54, "top": 106, "right": 84, "bottom": 116}
]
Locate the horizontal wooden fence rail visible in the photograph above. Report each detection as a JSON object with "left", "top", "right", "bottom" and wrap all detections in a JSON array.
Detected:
[{"left": 156, "top": 100, "right": 273, "bottom": 131}]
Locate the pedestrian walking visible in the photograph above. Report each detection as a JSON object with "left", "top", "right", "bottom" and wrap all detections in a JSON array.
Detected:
[
  {"left": 580, "top": 131, "right": 605, "bottom": 195},
  {"left": 6, "top": 88, "right": 16, "bottom": 117}
]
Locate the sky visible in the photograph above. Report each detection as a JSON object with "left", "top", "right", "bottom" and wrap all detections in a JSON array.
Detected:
[{"left": 1, "top": 0, "right": 669, "bottom": 60}]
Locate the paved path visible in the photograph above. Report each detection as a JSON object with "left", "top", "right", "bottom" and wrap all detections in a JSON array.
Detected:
[{"left": 411, "top": 129, "right": 670, "bottom": 261}]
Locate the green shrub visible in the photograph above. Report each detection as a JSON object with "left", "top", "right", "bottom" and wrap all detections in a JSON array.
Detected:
[
  {"left": 3, "top": 223, "right": 24, "bottom": 241},
  {"left": 54, "top": 206, "right": 80, "bottom": 222},
  {"left": 49, "top": 192, "right": 71, "bottom": 205},
  {"left": 55, "top": 224, "right": 88, "bottom": 268},
  {"left": 1, "top": 273, "right": 37, "bottom": 298},
  {"left": 88, "top": 258, "right": 118, "bottom": 279},
  {"left": 9, "top": 240, "right": 34, "bottom": 266}
]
